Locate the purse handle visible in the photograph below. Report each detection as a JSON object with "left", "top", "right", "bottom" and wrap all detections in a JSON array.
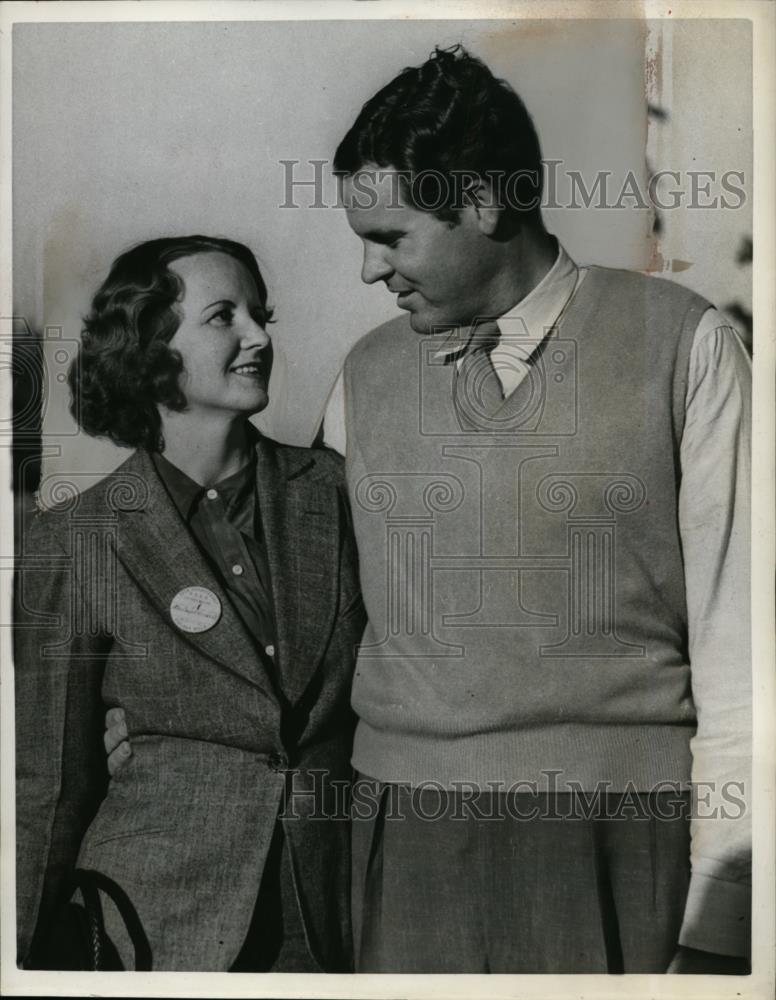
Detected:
[{"left": 73, "top": 868, "right": 152, "bottom": 971}]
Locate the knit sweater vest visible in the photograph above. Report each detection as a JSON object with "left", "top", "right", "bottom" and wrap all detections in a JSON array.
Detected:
[{"left": 344, "top": 266, "right": 711, "bottom": 791}]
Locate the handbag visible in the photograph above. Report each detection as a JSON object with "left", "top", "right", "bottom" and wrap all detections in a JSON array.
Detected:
[{"left": 34, "top": 868, "right": 152, "bottom": 971}]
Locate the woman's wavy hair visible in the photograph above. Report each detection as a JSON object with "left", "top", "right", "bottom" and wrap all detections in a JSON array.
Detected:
[
  {"left": 334, "top": 44, "right": 544, "bottom": 226},
  {"left": 69, "top": 235, "right": 271, "bottom": 452}
]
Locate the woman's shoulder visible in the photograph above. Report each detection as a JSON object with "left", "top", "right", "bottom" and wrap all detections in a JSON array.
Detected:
[
  {"left": 29, "top": 451, "right": 147, "bottom": 528},
  {"left": 258, "top": 435, "right": 345, "bottom": 485}
]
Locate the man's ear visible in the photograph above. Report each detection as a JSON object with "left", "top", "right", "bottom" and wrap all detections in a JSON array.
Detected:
[{"left": 464, "top": 178, "right": 501, "bottom": 236}]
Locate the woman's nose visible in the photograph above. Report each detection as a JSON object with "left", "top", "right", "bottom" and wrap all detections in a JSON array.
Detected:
[{"left": 241, "top": 317, "right": 271, "bottom": 349}]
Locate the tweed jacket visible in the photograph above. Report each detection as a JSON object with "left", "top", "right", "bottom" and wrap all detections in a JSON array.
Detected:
[{"left": 15, "top": 437, "right": 364, "bottom": 971}]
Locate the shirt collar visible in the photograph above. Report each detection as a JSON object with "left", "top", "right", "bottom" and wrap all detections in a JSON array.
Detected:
[
  {"left": 434, "top": 242, "right": 579, "bottom": 360},
  {"left": 151, "top": 450, "right": 256, "bottom": 521}
]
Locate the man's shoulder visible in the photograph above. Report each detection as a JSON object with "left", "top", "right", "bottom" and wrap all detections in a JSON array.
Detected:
[
  {"left": 344, "top": 313, "right": 417, "bottom": 370},
  {"left": 589, "top": 265, "right": 713, "bottom": 311}
]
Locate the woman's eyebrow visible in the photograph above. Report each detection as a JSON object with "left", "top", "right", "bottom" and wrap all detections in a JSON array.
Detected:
[{"left": 200, "top": 298, "right": 234, "bottom": 316}]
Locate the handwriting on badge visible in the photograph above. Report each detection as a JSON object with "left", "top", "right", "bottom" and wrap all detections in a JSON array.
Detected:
[{"left": 170, "top": 586, "right": 222, "bottom": 633}]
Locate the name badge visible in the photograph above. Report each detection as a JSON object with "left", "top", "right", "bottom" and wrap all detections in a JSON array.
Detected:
[{"left": 170, "top": 586, "right": 222, "bottom": 633}]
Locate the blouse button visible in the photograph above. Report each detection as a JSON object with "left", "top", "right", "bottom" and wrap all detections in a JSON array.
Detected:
[
  {"left": 206, "top": 489, "right": 218, "bottom": 500},
  {"left": 231, "top": 564, "right": 244, "bottom": 576}
]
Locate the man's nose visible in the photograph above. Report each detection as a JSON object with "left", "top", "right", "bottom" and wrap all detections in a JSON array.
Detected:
[{"left": 361, "top": 244, "right": 393, "bottom": 285}]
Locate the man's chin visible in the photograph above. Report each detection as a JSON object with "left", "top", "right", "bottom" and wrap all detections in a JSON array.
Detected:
[
  {"left": 410, "top": 317, "right": 461, "bottom": 340},
  {"left": 407, "top": 311, "right": 453, "bottom": 336},
  {"left": 407, "top": 312, "right": 428, "bottom": 334}
]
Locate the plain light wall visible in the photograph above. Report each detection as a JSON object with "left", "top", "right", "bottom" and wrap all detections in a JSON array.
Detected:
[{"left": 11, "top": 17, "right": 751, "bottom": 485}]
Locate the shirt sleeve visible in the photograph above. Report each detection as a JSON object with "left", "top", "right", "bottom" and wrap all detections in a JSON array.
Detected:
[
  {"left": 677, "top": 307, "right": 752, "bottom": 957},
  {"left": 320, "top": 370, "right": 347, "bottom": 457}
]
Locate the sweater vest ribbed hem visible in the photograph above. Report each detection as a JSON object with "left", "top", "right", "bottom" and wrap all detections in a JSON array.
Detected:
[{"left": 352, "top": 720, "right": 694, "bottom": 791}]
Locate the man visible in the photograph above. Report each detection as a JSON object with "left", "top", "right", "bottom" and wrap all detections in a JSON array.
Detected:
[
  {"left": 108, "top": 45, "right": 751, "bottom": 974},
  {"left": 326, "top": 45, "right": 751, "bottom": 974}
]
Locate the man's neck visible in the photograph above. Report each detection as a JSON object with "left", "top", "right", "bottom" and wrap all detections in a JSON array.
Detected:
[
  {"left": 484, "top": 229, "right": 559, "bottom": 317},
  {"left": 157, "top": 413, "right": 254, "bottom": 487}
]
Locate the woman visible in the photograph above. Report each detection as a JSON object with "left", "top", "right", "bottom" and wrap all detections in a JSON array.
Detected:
[{"left": 15, "top": 236, "right": 364, "bottom": 972}]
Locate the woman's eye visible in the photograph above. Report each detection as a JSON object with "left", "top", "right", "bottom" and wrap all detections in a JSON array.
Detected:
[{"left": 209, "top": 309, "right": 233, "bottom": 326}]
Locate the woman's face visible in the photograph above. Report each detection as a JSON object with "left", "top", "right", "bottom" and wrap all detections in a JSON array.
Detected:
[{"left": 166, "top": 251, "right": 272, "bottom": 419}]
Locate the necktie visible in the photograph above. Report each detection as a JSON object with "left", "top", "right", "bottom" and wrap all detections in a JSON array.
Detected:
[{"left": 453, "top": 320, "right": 503, "bottom": 431}]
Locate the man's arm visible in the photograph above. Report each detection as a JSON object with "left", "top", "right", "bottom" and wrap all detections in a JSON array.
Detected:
[
  {"left": 318, "top": 370, "right": 347, "bottom": 456},
  {"left": 673, "top": 307, "right": 752, "bottom": 969}
]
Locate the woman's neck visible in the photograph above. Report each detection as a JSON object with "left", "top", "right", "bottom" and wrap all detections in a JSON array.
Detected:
[{"left": 157, "top": 411, "right": 254, "bottom": 487}]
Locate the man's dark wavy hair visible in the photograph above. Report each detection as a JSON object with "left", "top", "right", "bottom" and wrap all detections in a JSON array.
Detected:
[
  {"left": 333, "top": 44, "right": 544, "bottom": 225},
  {"left": 69, "top": 235, "right": 271, "bottom": 452}
]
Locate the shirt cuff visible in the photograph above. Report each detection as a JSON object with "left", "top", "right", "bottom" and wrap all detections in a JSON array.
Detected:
[{"left": 678, "top": 871, "right": 751, "bottom": 956}]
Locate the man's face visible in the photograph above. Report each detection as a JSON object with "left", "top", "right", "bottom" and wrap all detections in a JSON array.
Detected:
[{"left": 342, "top": 166, "right": 499, "bottom": 334}]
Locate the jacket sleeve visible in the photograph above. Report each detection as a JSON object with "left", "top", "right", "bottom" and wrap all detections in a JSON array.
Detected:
[{"left": 15, "top": 508, "right": 110, "bottom": 967}]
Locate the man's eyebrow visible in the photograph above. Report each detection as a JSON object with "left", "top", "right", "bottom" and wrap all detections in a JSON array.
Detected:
[
  {"left": 200, "top": 298, "right": 234, "bottom": 315},
  {"left": 360, "top": 229, "right": 404, "bottom": 244}
]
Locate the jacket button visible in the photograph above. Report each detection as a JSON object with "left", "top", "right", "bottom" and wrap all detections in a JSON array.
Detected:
[{"left": 268, "top": 752, "right": 286, "bottom": 771}]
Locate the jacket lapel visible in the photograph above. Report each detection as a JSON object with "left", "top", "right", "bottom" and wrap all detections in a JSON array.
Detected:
[
  {"left": 253, "top": 438, "right": 341, "bottom": 706},
  {"left": 108, "top": 450, "right": 277, "bottom": 699}
]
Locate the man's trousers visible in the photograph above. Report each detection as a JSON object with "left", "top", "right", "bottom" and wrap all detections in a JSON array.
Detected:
[{"left": 352, "top": 779, "right": 691, "bottom": 973}]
